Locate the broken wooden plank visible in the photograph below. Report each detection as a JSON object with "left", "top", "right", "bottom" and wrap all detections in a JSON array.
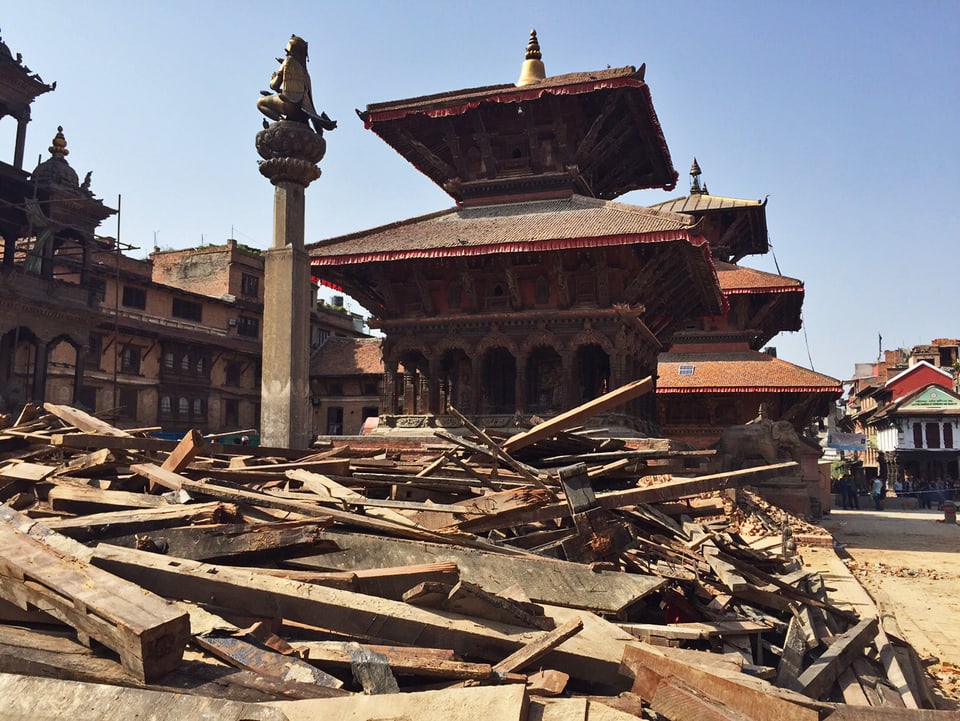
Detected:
[
  {"left": 493, "top": 616, "right": 583, "bottom": 674},
  {"left": 47, "top": 485, "right": 169, "bottom": 514},
  {"left": 621, "top": 642, "right": 825, "bottom": 721},
  {"left": 0, "top": 672, "right": 288, "bottom": 721},
  {"left": 293, "top": 640, "right": 498, "bottom": 681},
  {"left": 90, "top": 544, "right": 636, "bottom": 686},
  {"left": 128, "top": 462, "right": 454, "bottom": 543},
  {"left": 273, "top": 684, "right": 528, "bottom": 721},
  {"left": 160, "top": 428, "right": 205, "bottom": 474},
  {"left": 44, "top": 501, "right": 241, "bottom": 542},
  {"left": 456, "top": 464, "right": 798, "bottom": 533},
  {"left": 51, "top": 432, "right": 316, "bottom": 460},
  {"left": 99, "top": 520, "right": 337, "bottom": 562},
  {"left": 502, "top": 377, "right": 654, "bottom": 454},
  {"left": 0, "top": 461, "right": 57, "bottom": 482},
  {"left": 289, "top": 529, "right": 665, "bottom": 615},
  {"left": 449, "top": 580, "right": 552, "bottom": 629},
  {"left": 42, "top": 403, "right": 132, "bottom": 437},
  {"left": 0, "top": 506, "right": 189, "bottom": 682},
  {"left": 792, "top": 618, "right": 879, "bottom": 700}
]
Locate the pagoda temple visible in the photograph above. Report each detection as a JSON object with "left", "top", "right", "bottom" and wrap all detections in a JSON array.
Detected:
[
  {"left": 651, "top": 161, "right": 841, "bottom": 448},
  {"left": 308, "top": 31, "right": 724, "bottom": 434}
]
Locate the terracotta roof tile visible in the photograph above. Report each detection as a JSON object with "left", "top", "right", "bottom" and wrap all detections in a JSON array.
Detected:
[
  {"left": 311, "top": 337, "right": 383, "bottom": 376},
  {"left": 657, "top": 350, "right": 841, "bottom": 394},
  {"left": 714, "top": 261, "right": 803, "bottom": 294},
  {"left": 363, "top": 67, "right": 642, "bottom": 117},
  {"left": 308, "top": 194, "right": 699, "bottom": 264},
  {"left": 648, "top": 194, "right": 765, "bottom": 214}
]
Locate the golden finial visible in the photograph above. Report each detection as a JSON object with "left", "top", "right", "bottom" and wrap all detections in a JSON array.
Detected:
[
  {"left": 49, "top": 126, "right": 68, "bottom": 159},
  {"left": 516, "top": 29, "right": 546, "bottom": 87}
]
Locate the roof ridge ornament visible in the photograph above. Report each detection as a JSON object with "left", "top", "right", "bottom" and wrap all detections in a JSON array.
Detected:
[
  {"left": 49, "top": 126, "right": 69, "bottom": 160},
  {"left": 690, "top": 157, "right": 707, "bottom": 195},
  {"left": 516, "top": 29, "right": 546, "bottom": 87}
]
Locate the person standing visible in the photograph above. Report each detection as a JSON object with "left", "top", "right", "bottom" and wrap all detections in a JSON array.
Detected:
[{"left": 872, "top": 476, "right": 884, "bottom": 511}]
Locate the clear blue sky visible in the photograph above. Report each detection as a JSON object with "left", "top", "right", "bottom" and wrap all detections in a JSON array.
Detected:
[{"left": 3, "top": 1, "right": 958, "bottom": 384}]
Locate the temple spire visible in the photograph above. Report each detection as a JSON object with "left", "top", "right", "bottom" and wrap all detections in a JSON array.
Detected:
[
  {"left": 49, "top": 126, "right": 69, "bottom": 159},
  {"left": 516, "top": 29, "right": 546, "bottom": 86},
  {"left": 690, "top": 157, "right": 707, "bottom": 195}
]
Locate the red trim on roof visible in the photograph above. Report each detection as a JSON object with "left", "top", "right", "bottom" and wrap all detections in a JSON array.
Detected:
[
  {"left": 364, "top": 77, "right": 645, "bottom": 127},
  {"left": 723, "top": 286, "right": 803, "bottom": 295},
  {"left": 311, "top": 230, "right": 704, "bottom": 267},
  {"left": 656, "top": 386, "right": 842, "bottom": 395}
]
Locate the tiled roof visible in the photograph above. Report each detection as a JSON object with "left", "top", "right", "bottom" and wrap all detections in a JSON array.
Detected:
[
  {"left": 715, "top": 261, "right": 803, "bottom": 294},
  {"left": 657, "top": 350, "right": 842, "bottom": 394},
  {"left": 648, "top": 194, "right": 764, "bottom": 214},
  {"left": 362, "top": 67, "right": 643, "bottom": 119},
  {"left": 308, "top": 195, "right": 699, "bottom": 265},
  {"left": 311, "top": 337, "right": 383, "bottom": 376}
]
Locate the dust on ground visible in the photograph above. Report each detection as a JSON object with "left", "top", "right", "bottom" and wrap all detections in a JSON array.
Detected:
[{"left": 821, "top": 506, "right": 960, "bottom": 703}]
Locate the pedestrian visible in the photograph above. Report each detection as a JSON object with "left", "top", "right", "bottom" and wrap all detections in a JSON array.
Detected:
[
  {"left": 872, "top": 476, "right": 884, "bottom": 511},
  {"left": 840, "top": 475, "right": 853, "bottom": 509}
]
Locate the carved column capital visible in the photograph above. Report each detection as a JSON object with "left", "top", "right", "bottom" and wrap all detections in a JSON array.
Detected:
[{"left": 256, "top": 121, "right": 326, "bottom": 187}]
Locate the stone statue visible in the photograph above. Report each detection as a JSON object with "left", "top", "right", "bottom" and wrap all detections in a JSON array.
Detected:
[
  {"left": 258, "top": 35, "right": 337, "bottom": 134},
  {"left": 714, "top": 418, "right": 802, "bottom": 472}
]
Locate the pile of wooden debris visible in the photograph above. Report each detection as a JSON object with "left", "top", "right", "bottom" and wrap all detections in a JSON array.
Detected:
[{"left": 0, "top": 386, "right": 951, "bottom": 720}]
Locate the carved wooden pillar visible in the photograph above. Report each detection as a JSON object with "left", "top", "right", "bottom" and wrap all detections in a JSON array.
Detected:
[
  {"left": 418, "top": 372, "right": 430, "bottom": 414},
  {"left": 382, "top": 360, "right": 398, "bottom": 415},
  {"left": 515, "top": 352, "right": 527, "bottom": 415},
  {"left": 560, "top": 350, "right": 575, "bottom": 410},
  {"left": 30, "top": 340, "right": 48, "bottom": 404},
  {"left": 73, "top": 346, "right": 86, "bottom": 405},
  {"left": 403, "top": 371, "right": 416, "bottom": 415},
  {"left": 428, "top": 355, "right": 442, "bottom": 414}
]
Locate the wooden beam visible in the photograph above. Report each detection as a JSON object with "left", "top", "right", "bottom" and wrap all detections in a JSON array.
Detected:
[
  {"left": 793, "top": 618, "right": 879, "bottom": 700},
  {"left": 273, "top": 684, "right": 528, "bottom": 721},
  {"left": 99, "top": 520, "right": 337, "bottom": 562},
  {"left": 289, "top": 528, "right": 665, "bottom": 615},
  {"left": 89, "top": 544, "right": 633, "bottom": 687},
  {"left": 493, "top": 617, "right": 583, "bottom": 674},
  {"left": 0, "top": 506, "right": 189, "bottom": 682},
  {"left": 621, "top": 643, "right": 824, "bottom": 721},
  {"left": 160, "top": 428, "right": 205, "bottom": 474},
  {"left": 294, "top": 640, "right": 498, "bottom": 681},
  {"left": 0, "top": 672, "right": 289, "bottom": 721},
  {"left": 502, "top": 377, "right": 654, "bottom": 454},
  {"left": 42, "top": 403, "right": 132, "bottom": 437}
]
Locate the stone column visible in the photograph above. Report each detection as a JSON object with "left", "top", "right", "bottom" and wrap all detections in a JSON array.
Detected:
[{"left": 256, "top": 121, "right": 326, "bottom": 448}]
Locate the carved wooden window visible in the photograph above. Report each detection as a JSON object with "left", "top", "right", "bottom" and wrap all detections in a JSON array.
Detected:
[
  {"left": 913, "top": 422, "right": 924, "bottom": 448},
  {"left": 926, "top": 422, "right": 941, "bottom": 449},
  {"left": 120, "top": 345, "right": 141, "bottom": 374}
]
